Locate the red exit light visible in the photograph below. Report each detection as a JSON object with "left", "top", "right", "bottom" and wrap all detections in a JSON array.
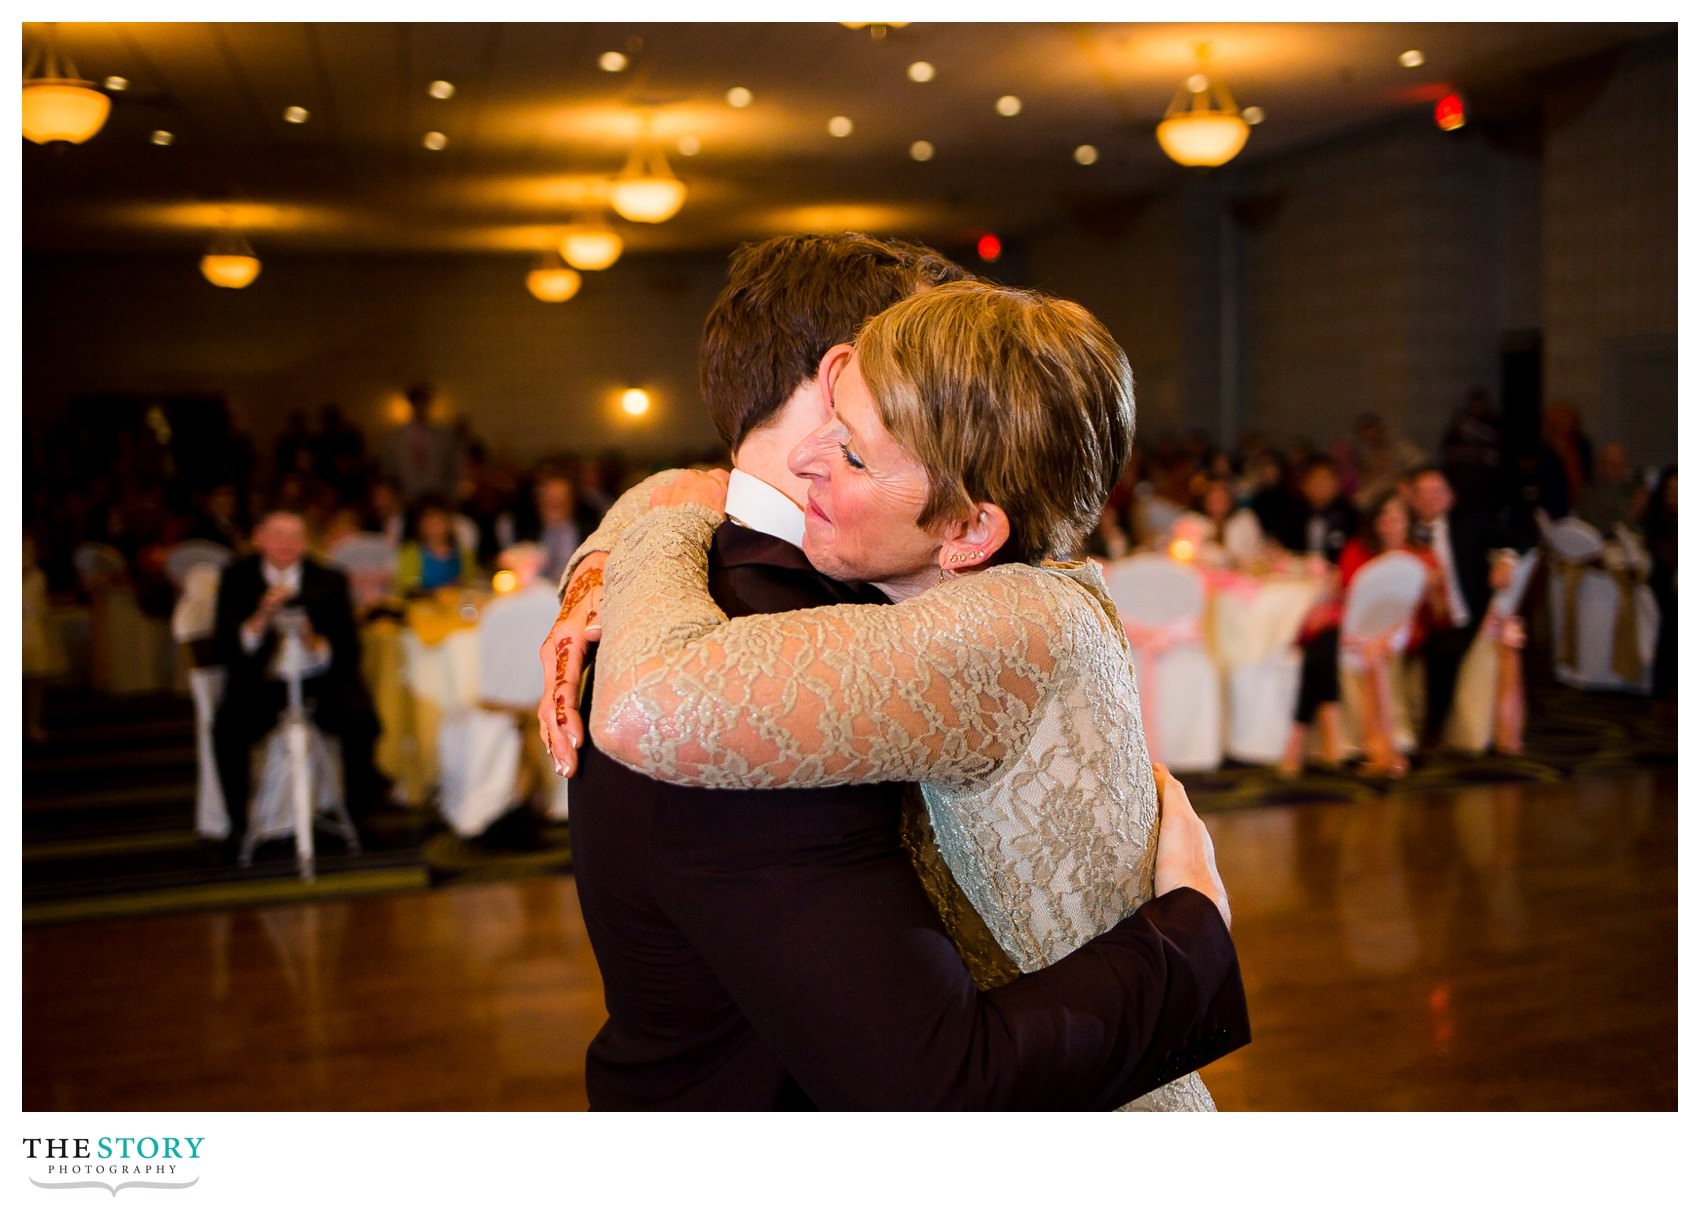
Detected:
[
  {"left": 976, "top": 233, "right": 1002, "bottom": 262},
  {"left": 1435, "top": 93, "right": 1467, "bottom": 132}
]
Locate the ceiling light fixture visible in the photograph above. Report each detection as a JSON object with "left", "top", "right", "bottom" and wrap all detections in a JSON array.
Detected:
[
  {"left": 526, "top": 251, "right": 583, "bottom": 302},
  {"left": 910, "top": 140, "right": 934, "bottom": 162},
  {"left": 1074, "top": 144, "right": 1099, "bottom": 166},
  {"left": 283, "top": 106, "right": 309, "bottom": 124},
  {"left": 428, "top": 80, "right": 455, "bottom": 100},
  {"left": 620, "top": 388, "right": 652, "bottom": 417},
  {"left": 725, "top": 86, "right": 753, "bottom": 108},
  {"left": 422, "top": 131, "right": 448, "bottom": 151},
  {"left": 1155, "top": 47, "right": 1250, "bottom": 168},
  {"left": 150, "top": 129, "right": 174, "bottom": 146},
  {"left": 103, "top": 76, "right": 128, "bottom": 92},
  {"left": 676, "top": 134, "right": 702, "bottom": 156},
  {"left": 1399, "top": 50, "right": 1426, "bottom": 69},
  {"left": 828, "top": 115, "right": 853, "bottom": 138},
  {"left": 1242, "top": 106, "right": 1266, "bottom": 126},
  {"left": 995, "top": 95, "right": 1022, "bottom": 117},
  {"left": 907, "top": 61, "right": 935, "bottom": 83},
  {"left": 201, "top": 230, "right": 262, "bottom": 289},
  {"left": 599, "top": 51, "right": 629, "bottom": 73},
  {"left": 22, "top": 25, "right": 112, "bottom": 145},
  {"left": 559, "top": 218, "right": 624, "bottom": 271},
  {"left": 609, "top": 128, "right": 687, "bottom": 223},
  {"left": 840, "top": 22, "right": 908, "bottom": 40}
]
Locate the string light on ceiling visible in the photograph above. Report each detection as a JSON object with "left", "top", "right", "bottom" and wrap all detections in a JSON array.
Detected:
[
  {"left": 907, "top": 61, "right": 935, "bottom": 83},
  {"left": 428, "top": 80, "right": 455, "bottom": 99}
]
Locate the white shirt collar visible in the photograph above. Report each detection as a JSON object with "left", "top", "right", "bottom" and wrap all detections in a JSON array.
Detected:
[
  {"left": 725, "top": 468, "right": 805, "bottom": 548},
  {"left": 261, "top": 561, "right": 302, "bottom": 593}
]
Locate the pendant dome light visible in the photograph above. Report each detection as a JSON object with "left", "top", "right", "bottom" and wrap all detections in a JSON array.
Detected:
[
  {"left": 609, "top": 125, "right": 687, "bottom": 224},
  {"left": 1155, "top": 47, "right": 1251, "bottom": 169},
  {"left": 22, "top": 25, "right": 111, "bottom": 145},
  {"left": 558, "top": 217, "right": 624, "bottom": 271},
  {"left": 526, "top": 251, "right": 583, "bottom": 302},
  {"left": 201, "top": 230, "right": 262, "bottom": 289}
]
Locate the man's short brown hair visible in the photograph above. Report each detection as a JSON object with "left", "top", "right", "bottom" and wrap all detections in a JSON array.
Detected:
[{"left": 699, "top": 232, "right": 970, "bottom": 451}]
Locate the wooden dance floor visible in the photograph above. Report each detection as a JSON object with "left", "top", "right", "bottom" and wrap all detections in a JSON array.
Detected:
[{"left": 22, "top": 768, "right": 1677, "bottom": 1111}]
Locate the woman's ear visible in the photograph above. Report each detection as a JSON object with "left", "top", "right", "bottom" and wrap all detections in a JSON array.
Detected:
[{"left": 937, "top": 502, "right": 1011, "bottom": 572}]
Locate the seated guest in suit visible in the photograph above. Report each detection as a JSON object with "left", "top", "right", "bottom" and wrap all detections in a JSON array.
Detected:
[
  {"left": 211, "top": 508, "right": 382, "bottom": 847},
  {"left": 538, "top": 235, "right": 1246, "bottom": 1111},
  {"left": 1272, "top": 455, "right": 1360, "bottom": 566},
  {"left": 1407, "top": 465, "right": 1515, "bottom": 748},
  {"left": 395, "top": 493, "right": 472, "bottom": 594}
]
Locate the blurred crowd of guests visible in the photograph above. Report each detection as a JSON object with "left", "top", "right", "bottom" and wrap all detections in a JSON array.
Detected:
[{"left": 1086, "top": 392, "right": 1677, "bottom": 776}]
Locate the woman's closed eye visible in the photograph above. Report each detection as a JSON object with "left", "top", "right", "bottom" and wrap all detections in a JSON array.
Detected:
[{"left": 839, "top": 443, "right": 866, "bottom": 471}]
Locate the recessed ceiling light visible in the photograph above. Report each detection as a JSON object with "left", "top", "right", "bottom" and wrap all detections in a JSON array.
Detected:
[
  {"left": 1186, "top": 73, "right": 1210, "bottom": 94},
  {"left": 1074, "top": 144, "right": 1099, "bottom": 166},
  {"left": 428, "top": 80, "right": 455, "bottom": 100},
  {"left": 910, "top": 139, "right": 934, "bottom": 162},
  {"left": 1399, "top": 50, "right": 1426, "bottom": 69},
  {"left": 599, "top": 51, "right": 629, "bottom": 72},
  {"left": 150, "top": 129, "right": 174, "bottom": 146},
  {"left": 726, "top": 86, "right": 753, "bottom": 108},
  {"left": 995, "top": 94, "right": 1022, "bottom": 117},
  {"left": 676, "top": 133, "right": 702, "bottom": 156},
  {"left": 828, "top": 115, "right": 853, "bottom": 138},
  {"left": 907, "top": 61, "right": 935, "bottom": 83},
  {"left": 283, "top": 106, "right": 309, "bottom": 124},
  {"left": 103, "top": 76, "right": 128, "bottom": 92},
  {"left": 1243, "top": 105, "right": 1266, "bottom": 126},
  {"left": 422, "top": 131, "right": 448, "bottom": 151}
]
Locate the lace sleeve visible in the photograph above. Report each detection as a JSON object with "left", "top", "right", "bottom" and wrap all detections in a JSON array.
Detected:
[
  {"left": 590, "top": 505, "right": 1077, "bottom": 790},
  {"left": 554, "top": 469, "right": 683, "bottom": 601}
]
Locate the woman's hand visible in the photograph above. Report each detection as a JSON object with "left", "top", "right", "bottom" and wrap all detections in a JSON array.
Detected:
[
  {"left": 649, "top": 467, "right": 730, "bottom": 512},
  {"left": 1153, "top": 763, "right": 1231, "bottom": 930},
  {"left": 537, "top": 552, "right": 606, "bottom": 777}
]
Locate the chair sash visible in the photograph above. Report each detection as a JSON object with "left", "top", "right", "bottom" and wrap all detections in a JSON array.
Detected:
[
  {"left": 1609, "top": 565, "right": 1649, "bottom": 685},
  {"left": 1123, "top": 614, "right": 1205, "bottom": 762},
  {"left": 1550, "top": 555, "right": 1589, "bottom": 671}
]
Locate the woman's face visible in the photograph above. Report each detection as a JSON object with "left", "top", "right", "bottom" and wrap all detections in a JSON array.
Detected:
[
  {"left": 1203, "top": 483, "right": 1232, "bottom": 522},
  {"left": 787, "top": 351, "right": 945, "bottom": 597},
  {"left": 419, "top": 508, "right": 451, "bottom": 545},
  {"left": 1375, "top": 498, "right": 1410, "bottom": 549}
]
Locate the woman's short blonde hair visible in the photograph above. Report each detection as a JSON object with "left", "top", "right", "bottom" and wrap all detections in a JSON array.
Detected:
[{"left": 855, "top": 280, "right": 1135, "bottom": 563}]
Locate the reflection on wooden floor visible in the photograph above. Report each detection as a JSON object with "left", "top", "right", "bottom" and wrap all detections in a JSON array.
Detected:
[{"left": 22, "top": 769, "right": 1677, "bottom": 1111}]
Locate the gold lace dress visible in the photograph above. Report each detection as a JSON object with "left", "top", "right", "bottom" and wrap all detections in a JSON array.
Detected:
[{"left": 586, "top": 501, "right": 1215, "bottom": 1112}]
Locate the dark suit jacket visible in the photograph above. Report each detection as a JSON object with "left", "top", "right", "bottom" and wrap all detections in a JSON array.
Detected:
[
  {"left": 210, "top": 554, "right": 372, "bottom": 734},
  {"left": 1426, "top": 509, "right": 1498, "bottom": 628},
  {"left": 570, "top": 521, "right": 1250, "bottom": 1110}
]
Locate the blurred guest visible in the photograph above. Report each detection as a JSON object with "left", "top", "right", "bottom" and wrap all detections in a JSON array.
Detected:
[
  {"left": 1244, "top": 449, "right": 1292, "bottom": 535},
  {"left": 1644, "top": 467, "right": 1677, "bottom": 704},
  {"left": 1408, "top": 465, "right": 1510, "bottom": 748},
  {"left": 272, "top": 408, "right": 317, "bottom": 483},
  {"left": 1272, "top": 456, "right": 1359, "bottom": 565},
  {"left": 1194, "top": 477, "right": 1266, "bottom": 566},
  {"left": 396, "top": 494, "right": 474, "bottom": 594},
  {"left": 365, "top": 478, "right": 407, "bottom": 547},
  {"left": 22, "top": 530, "right": 67, "bottom": 744},
  {"left": 1537, "top": 403, "right": 1593, "bottom": 520},
  {"left": 1576, "top": 442, "right": 1646, "bottom": 535},
  {"left": 312, "top": 402, "right": 368, "bottom": 500},
  {"left": 1336, "top": 492, "right": 1448, "bottom": 776},
  {"left": 513, "top": 468, "right": 590, "bottom": 583},
  {"left": 1441, "top": 387, "right": 1503, "bottom": 516},
  {"left": 1349, "top": 412, "right": 1425, "bottom": 512},
  {"left": 380, "top": 383, "right": 462, "bottom": 504},
  {"left": 187, "top": 481, "right": 248, "bottom": 552},
  {"left": 211, "top": 509, "right": 382, "bottom": 849}
]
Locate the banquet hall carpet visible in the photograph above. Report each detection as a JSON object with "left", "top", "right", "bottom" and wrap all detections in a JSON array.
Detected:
[{"left": 20, "top": 673, "right": 1673, "bottom": 925}]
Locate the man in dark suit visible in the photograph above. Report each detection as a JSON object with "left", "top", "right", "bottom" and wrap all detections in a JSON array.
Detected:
[
  {"left": 540, "top": 234, "right": 1249, "bottom": 1109},
  {"left": 1271, "top": 455, "right": 1360, "bottom": 565},
  {"left": 1408, "top": 464, "right": 1508, "bottom": 746},
  {"left": 212, "top": 508, "right": 381, "bottom": 846}
]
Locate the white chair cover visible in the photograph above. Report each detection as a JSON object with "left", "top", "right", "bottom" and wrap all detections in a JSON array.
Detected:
[
  {"left": 1222, "top": 509, "right": 1265, "bottom": 566},
  {"left": 171, "top": 564, "right": 224, "bottom": 645},
  {"left": 189, "top": 666, "right": 230, "bottom": 839},
  {"left": 326, "top": 531, "right": 399, "bottom": 609},
  {"left": 1338, "top": 552, "right": 1429, "bottom": 756},
  {"left": 1444, "top": 550, "right": 1539, "bottom": 752},
  {"left": 1101, "top": 555, "right": 1222, "bottom": 772},
  {"left": 164, "top": 540, "right": 233, "bottom": 588},
  {"left": 452, "top": 514, "right": 481, "bottom": 561},
  {"left": 438, "top": 583, "right": 568, "bottom": 836},
  {"left": 1546, "top": 519, "right": 1656, "bottom": 691},
  {"left": 74, "top": 542, "right": 171, "bottom": 694},
  {"left": 1226, "top": 653, "right": 1302, "bottom": 765}
]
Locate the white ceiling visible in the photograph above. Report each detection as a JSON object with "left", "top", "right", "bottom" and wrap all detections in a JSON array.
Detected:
[{"left": 23, "top": 20, "right": 1673, "bottom": 259}]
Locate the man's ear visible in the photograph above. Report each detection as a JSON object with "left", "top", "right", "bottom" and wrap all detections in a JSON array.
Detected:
[
  {"left": 937, "top": 502, "right": 1011, "bottom": 572},
  {"left": 816, "top": 343, "right": 854, "bottom": 407}
]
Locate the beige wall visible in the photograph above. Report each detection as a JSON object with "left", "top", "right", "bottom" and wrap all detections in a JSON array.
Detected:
[{"left": 1541, "top": 38, "right": 1678, "bottom": 466}]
